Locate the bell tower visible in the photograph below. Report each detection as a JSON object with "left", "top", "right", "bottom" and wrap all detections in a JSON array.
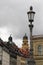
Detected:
[{"left": 22, "top": 33, "right": 29, "bottom": 50}]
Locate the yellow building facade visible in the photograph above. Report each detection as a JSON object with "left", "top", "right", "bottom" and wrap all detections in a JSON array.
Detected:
[{"left": 32, "top": 35, "right": 43, "bottom": 65}]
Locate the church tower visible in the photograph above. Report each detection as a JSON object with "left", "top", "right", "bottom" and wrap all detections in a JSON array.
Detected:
[
  {"left": 17, "top": 34, "right": 29, "bottom": 65},
  {"left": 22, "top": 33, "right": 29, "bottom": 50}
]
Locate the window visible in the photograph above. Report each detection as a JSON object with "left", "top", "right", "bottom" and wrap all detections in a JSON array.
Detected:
[
  {"left": 0, "top": 56, "right": 2, "bottom": 60},
  {"left": 0, "top": 46, "right": 2, "bottom": 52},
  {"left": 0, "top": 46, "right": 2, "bottom": 62},
  {"left": 0, "top": 60, "right": 2, "bottom": 65},
  {"left": 0, "top": 55, "right": 2, "bottom": 65},
  {"left": 38, "top": 45, "right": 43, "bottom": 55}
]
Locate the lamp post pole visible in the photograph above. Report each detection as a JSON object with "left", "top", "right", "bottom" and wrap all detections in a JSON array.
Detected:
[
  {"left": 27, "top": 6, "right": 35, "bottom": 56},
  {"left": 27, "top": 6, "right": 36, "bottom": 65}
]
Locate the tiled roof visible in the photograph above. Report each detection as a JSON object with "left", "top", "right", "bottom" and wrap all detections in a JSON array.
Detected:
[{"left": 19, "top": 48, "right": 29, "bottom": 58}]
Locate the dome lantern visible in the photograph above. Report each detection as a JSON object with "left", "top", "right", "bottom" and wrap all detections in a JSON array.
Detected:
[
  {"left": 8, "top": 35, "right": 12, "bottom": 42},
  {"left": 23, "top": 33, "right": 28, "bottom": 40}
]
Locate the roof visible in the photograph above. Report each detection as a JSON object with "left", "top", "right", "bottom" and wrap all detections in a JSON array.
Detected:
[
  {"left": 32, "top": 35, "right": 43, "bottom": 40},
  {"left": 19, "top": 48, "right": 29, "bottom": 58},
  {"left": 0, "top": 38, "right": 30, "bottom": 58},
  {"left": 23, "top": 33, "right": 28, "bottom": 39}
]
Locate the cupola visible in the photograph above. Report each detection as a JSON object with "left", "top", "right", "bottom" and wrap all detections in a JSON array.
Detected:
[
  {"left": 8, "top": 35, "right": 12, "bottom": 42},
  {"left": 23, "top": 33, "right": 28, "bottom": 39}
]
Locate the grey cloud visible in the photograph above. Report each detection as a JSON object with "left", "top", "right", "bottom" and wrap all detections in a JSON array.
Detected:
[{"left": 0, "top": 0, "right": 43, "bottom": 41}]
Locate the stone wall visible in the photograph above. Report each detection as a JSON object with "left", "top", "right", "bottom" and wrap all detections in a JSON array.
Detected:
[{"left": 2, "top": 50, "right": 10, "bottom": 65}]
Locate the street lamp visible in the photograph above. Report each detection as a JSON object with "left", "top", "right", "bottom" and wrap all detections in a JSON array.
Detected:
[
  {"left": 27, "top": 6, "right": 35, "bottom": 22},
  {"left": 27, "top": 6, "right": 36, "bottom": 65},
  {"left": 27, "top": 6, "right": 35, "bottom": 55}
]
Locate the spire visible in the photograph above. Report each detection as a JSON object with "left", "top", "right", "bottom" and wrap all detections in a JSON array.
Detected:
[
  {"left": 23, "top": 33, "right": 28, "bottom": 39},
  {"left": 25, "top": 33, "right": 27, "bottom": 36}
]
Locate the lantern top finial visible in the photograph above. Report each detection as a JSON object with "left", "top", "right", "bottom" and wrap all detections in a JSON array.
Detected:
[{"left": 30, "top": 6, "right": 33, "bottom": 10}]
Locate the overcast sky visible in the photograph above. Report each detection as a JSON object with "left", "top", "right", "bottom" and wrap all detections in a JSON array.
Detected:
[{"left": 0, "top": 0, "right": 43, "bottom": 47}]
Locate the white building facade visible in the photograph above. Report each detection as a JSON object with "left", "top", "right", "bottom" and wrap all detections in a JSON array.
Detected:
[{"left": 0, "top": 46, "right": 10, "bottom": 65}]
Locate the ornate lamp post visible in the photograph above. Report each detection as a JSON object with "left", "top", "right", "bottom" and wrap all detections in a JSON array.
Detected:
[
  {"left": 27, "top": 6, "right": 35, "bottom": 55},
  {"left": 27, "top": 6, "right": 36, "bottom": 65}
]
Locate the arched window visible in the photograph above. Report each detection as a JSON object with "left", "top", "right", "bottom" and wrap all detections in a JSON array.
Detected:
[{"left": 38, "top": 45, "right": 43, "bottom": 55}]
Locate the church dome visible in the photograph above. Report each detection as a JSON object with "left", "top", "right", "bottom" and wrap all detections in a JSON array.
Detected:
[
  {"left": 8, "top": 35, "right": 12, "bottom": 42},
  {"left": 23, "top": 33, "right": 28, "bottom": 39}
]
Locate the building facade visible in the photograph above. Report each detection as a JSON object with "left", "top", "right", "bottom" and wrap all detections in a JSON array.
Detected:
[
  {"left": 32, "top": 35, "right": 43, "bottom": 65},
  {"left": 0, "top": 35, "right": 43, "bottom": 65},
  {"left": 0, "top": 39, "right": 10, "bottom": 65},
  {"left": 0, "top": 36, "right": 17, "bottom": 65}
]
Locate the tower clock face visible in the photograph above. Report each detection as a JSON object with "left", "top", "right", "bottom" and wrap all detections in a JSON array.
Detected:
[{"left": 38, "top": 45, "right": 43, "bottom": 55}]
